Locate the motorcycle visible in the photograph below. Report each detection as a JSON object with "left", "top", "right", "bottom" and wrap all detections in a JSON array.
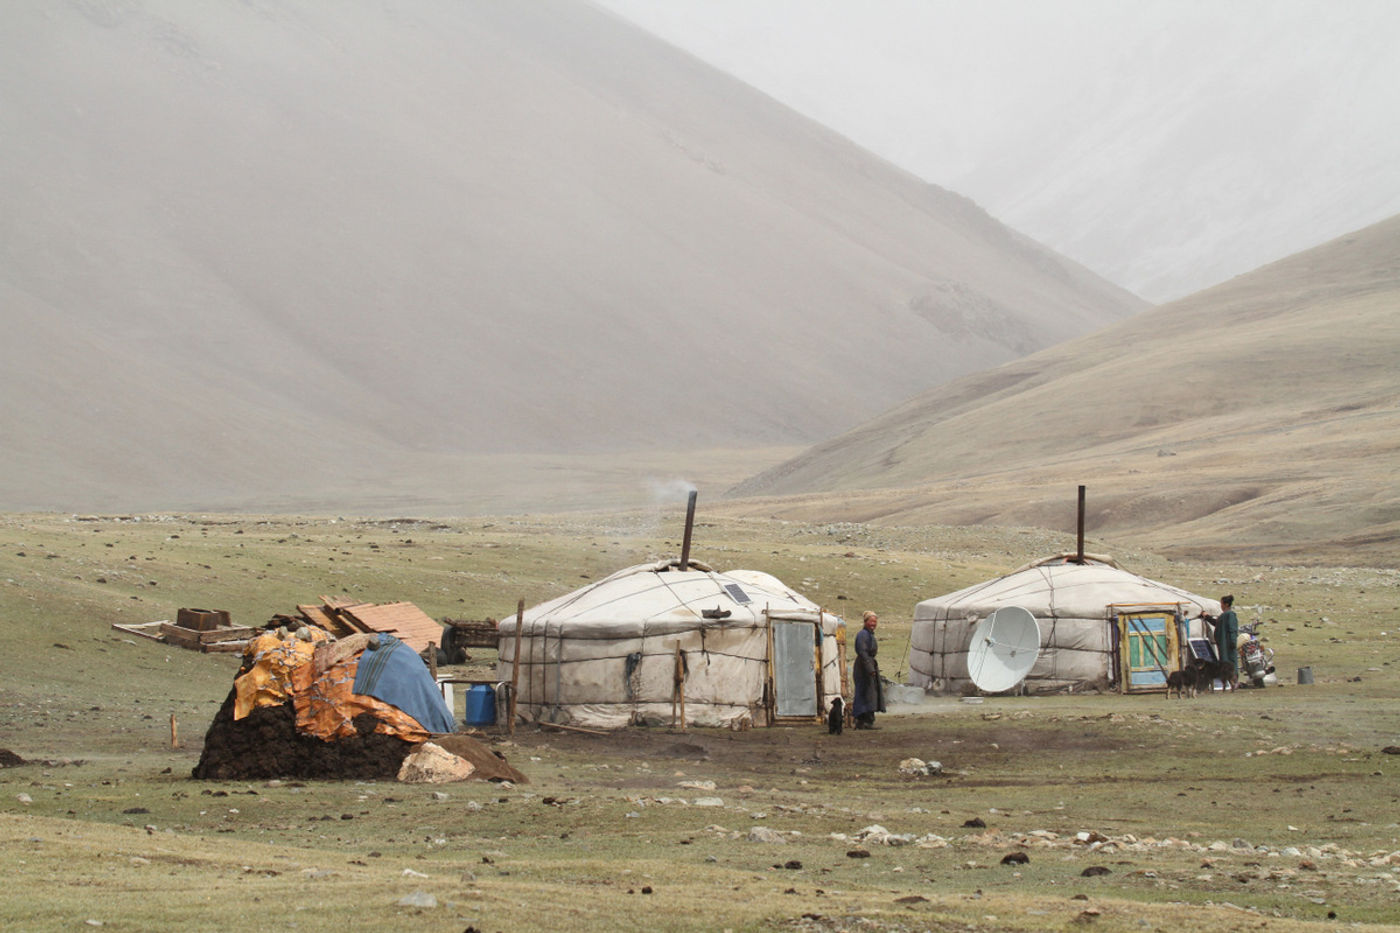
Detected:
[{"left": 1238, "top": 621, "right": 1277, "bottom": 688}]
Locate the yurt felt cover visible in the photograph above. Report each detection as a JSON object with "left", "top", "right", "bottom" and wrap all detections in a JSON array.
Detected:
[
  {"left": 497, "top": 561, "right": 845, "bottom": 729},
  {"left": 910, "top": 554, "right": 1219, "bottom": 694}
]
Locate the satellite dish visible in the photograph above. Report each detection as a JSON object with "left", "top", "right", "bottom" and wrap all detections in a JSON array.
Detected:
[{"left": 967, "top": 606, "right": 1041, "bottom": 693}]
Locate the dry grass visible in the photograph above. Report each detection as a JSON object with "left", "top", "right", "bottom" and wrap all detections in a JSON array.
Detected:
[{"left": 2, "top": 512, "right": 1398, "bottom": 931}]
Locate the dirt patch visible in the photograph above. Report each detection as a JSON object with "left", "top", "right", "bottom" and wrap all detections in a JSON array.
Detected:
[{"left": 0, "top": 748, "right": 27, "bottom": 768}]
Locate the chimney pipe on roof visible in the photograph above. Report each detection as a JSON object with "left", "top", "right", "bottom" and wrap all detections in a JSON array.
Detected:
[
  {"left": 679, "top": 489, "right": 698, "bottom": 570},
  {"left": 1076, "top": 485, "right": 1086, "bottom": 564}
]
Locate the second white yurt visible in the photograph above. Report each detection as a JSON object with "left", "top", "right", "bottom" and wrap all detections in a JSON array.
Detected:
[
  {"left": 497, "top": 559, "right": 846, "bottom": 729},
  {"left": 911, "top": 553, "right": 1219, "bottom": 695}
]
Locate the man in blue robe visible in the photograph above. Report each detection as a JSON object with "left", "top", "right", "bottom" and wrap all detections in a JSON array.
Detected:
[{"left": 852, "top": 611, "right": 885, "bottom": 729}]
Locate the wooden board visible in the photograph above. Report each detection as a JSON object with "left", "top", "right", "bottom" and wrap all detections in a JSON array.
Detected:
[
  {"left": 203, "top": 640, "right": 251, "bottom": 654},
  {"left": 337, "top": 601, "right": 443, "bottom": 654},
  {"left": 160, "top": 622, "right": 258, "bottom": 649},
  {"left": 110, "top": 620, "right": 168, "bottom": 642},
  {"left": 298, "top": 603, "right": 357, "bottom": 638}
]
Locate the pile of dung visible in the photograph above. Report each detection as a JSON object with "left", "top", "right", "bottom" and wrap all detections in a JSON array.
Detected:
[
  {"left": 430, "top": 734, "right": 528, "bottom": 784},
  {"left": 192, "top": 688, "right": 414, "bottom": 781}
]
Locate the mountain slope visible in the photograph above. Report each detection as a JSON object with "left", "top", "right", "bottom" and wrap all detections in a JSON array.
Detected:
[
  {"left": 594, "top": 0, "right": 1400, "bottom": 303},
  {"left": 729, "top": 215, "right": 1400, "bottom": 563},
  {"left": 0, "top": 0, "right": 1140, "bottom": 513}
]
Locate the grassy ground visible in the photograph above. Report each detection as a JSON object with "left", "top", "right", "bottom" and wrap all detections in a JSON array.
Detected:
[{"left": 1, "top": 513, "right": 1397, "bottom": 931}]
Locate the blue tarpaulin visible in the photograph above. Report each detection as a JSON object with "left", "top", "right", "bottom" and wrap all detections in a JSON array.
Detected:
[{"left": 353, "top": 634, "right": 456, "bottom": 734}]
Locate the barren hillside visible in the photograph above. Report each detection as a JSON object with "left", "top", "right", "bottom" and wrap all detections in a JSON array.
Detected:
[
  {"left": 728, "top": 215, "right": 1400, "bottom": 564},
  {"left": 0, "top": 0, "right": 1140, "bottom": 513}
]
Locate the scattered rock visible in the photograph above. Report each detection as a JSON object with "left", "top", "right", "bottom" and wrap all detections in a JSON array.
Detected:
[
  {"left": 395, "top": 891, "right": 437, "bottom": 909},
  {"left": 1000, "top": 852, "right": 1029, "bottom": 865},
  {"left": 1081, "top": 866, "right": 1111, "bottom": 877},
  {"left": 747, "top": 826, "right": 786, "bottom": 844},
  {"left": 1382, "top": 746, "right": 1400, "bottom": 755},
  {"left": 963, "top": 817, "right": 986, "bottom": 828},
  {"left": 897, "top": 757, "right": 942, "bottom": 776},
  {"left": 846, "top": 849, "right": 871, "bottom": 859},
  {"left": 854, "top": 824, "right": 916, "bottom": 846},
  {"left": 398, "top": 742, "right": 477, "bottom": 784}
]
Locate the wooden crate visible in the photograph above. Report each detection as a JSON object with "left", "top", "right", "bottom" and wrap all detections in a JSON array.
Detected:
[
  {"left": 176, "top": 608, "right": 231, "bottom": 631},
  {"left": 443, "top": 618, "right": 499, "bottom": 648}
]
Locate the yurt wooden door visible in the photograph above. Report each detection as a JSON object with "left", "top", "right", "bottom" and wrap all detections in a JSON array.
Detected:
[
  {"left": 770, "top": 618, "right": 820, "bottom": 718},
  {"left": 1115, "top": 610, "right": 1179, "bottom": 692}
]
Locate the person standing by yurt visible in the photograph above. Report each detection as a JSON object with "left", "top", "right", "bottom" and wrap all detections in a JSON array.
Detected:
[
  {"left": 1215, "top": 595, "right": 1240, "bottom": 689},
  {"left": 852, "top": 611, "right": 885, "bottom": 728}
]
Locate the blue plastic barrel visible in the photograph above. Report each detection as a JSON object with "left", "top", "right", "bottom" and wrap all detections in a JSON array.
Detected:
[{"left": 464, "top": 683, "right": 497, "bottom": 726}]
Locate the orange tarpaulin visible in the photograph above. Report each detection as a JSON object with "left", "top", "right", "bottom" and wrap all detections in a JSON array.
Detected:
[
  {"left": 233, "top": 630, "right": 326, "bottom": 720},
  {"left": 290, "top": 653, "right": 431, "bottom": 742},
  {"left": 232, "top": 630, "right": 432, "bottom": 743}
]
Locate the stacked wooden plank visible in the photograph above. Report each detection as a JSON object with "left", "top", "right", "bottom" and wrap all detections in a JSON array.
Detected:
[
  {"left": 294, "top": 596, "right": 445, "bottom": 654},
  {"left": 297, "top": 601, "right": 359, "bottom": 638},
  {"left": 113, "top": 599, "right": 446, "bottom": 656}
]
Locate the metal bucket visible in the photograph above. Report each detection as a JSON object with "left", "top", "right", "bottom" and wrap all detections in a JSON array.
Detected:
[
  {"left": 464, "top": 683, "right": 497, "bottom": 726},
  {"left": 1296, "top": 666, "right": 1314, "bottom": 685}
]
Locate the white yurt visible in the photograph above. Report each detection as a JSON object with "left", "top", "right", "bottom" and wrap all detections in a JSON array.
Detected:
[
  {"left": 497, "top": 559, "right": 846, "bottom": 729},
  {"left": 911, "top": 553, "right": 1220, "bottom": 695}
]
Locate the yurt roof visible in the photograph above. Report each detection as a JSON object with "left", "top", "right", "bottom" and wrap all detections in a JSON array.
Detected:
[
  {"left": 512, "top": 560, "right": 833, "bottom": 637},
  {"left": 916, "top": 553, "right": 1217, "bottom": 621}
]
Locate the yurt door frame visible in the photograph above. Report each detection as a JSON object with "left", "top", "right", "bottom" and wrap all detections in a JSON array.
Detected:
[
  {"left": 766, "top": 611, "right": 823, "bottom": 722},
  {"left": 1111, "top": 605, "right": 1182, "bottom": 693}
]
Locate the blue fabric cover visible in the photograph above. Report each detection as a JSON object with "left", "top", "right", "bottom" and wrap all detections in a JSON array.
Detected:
[{"left": 352, "top": 634, "right": 456, "bottom": 734}]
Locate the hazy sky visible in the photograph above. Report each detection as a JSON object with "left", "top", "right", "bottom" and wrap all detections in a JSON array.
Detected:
[{"left": 593, "top": 0, "right": 1400, "bottom": 300}]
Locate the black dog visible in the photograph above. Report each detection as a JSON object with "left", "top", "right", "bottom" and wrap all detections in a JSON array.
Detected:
[
  {"left": 827, "top": 697, "right": 844, "bottom": 735},
  {"left": 1195, "top": 658, "right": 1236, "bottom": 691},
  {"left": 1166, "top": 667, "right": 1191, "bottom": 699}
]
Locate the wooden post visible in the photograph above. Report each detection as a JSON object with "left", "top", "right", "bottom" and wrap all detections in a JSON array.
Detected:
[
  {"left": 837, "top": 632, "right": 851, "bottom": 727},
  {"left": 764, "top": 608, "right": 776, "bottom": 726},
  {"left": 813, "top": 613, "right": 825, "bottom": 722},
  {"left": 673, "top": 644, "right": 687, "bottom": 732},
  {"left": 509, "top": 598, "right": 523, "bottom": 735},
  {"left": 169, "top": 713, "right": 179, "bottom": 749}
]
